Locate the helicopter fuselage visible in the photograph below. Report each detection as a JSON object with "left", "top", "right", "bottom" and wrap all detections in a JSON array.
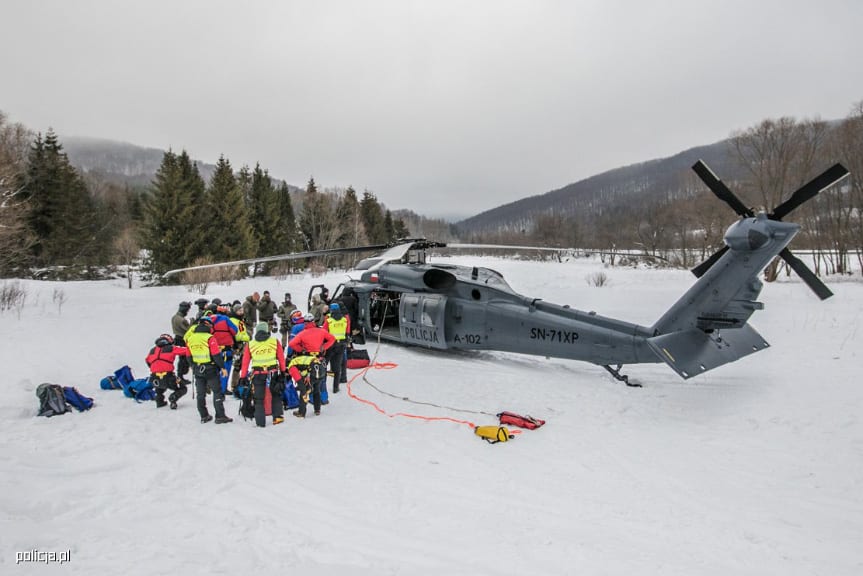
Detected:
[{"left": 341, "top": 262, "right": 661, "bottom": 367}]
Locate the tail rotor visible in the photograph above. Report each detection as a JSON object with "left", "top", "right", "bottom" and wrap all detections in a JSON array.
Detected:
[{"left": 691, "top": 160, "right": 849, "bottom": 300}]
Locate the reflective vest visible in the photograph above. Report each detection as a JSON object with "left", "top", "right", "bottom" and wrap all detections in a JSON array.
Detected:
[
  {"left": 232, "top": 318, "right": 250, "bottom": 343},
  {"left": 327, "top": 316, "right": 348, "bottom": 341},
  {"left": 187, "top": 331, "right": 215, "bottom": 365},
  {"left": 248, "top": 336, "right": 278, "bottom": 369},
  {"left": 288, "top": 354, "right": 317, "bottom": 376}
]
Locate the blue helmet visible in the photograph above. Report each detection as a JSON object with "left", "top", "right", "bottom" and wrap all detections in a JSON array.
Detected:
[{"left": 329, "top": 303, "right": 341, "bottom": 312}]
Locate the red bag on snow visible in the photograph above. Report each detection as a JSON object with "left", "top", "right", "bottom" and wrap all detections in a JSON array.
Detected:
[
  {"left": 498, "top": 411, "right": 545, "bottom": 430},
  {"left": 346, "top": 348, "right": 370, "bottom": 370}
]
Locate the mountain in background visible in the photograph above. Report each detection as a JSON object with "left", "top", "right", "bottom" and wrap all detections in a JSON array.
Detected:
[
  {"left": 61, "top": 133, "right": 753, "bottom": 240},
  {"left": 454, "top": 139, "right": 742, "bottom": 236},
  {"left": 62, "top": 136, "right": 302, "bottom": 194}
]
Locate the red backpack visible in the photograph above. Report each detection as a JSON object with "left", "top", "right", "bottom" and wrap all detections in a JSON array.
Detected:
[{"left": 497, "top": 411, "right": 545, "bottom": 430}]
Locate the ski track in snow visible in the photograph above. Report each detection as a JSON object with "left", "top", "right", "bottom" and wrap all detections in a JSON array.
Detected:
[{"left": 1, "top": 256, "right": 861, "bottom": 575}]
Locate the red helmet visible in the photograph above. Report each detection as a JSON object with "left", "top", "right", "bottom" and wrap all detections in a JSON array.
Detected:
[
  {"left": 155, "top": 334, "right": 173, "bottom": 347},
  {"left": 290, "top": 310, "right": 304, "bottom": 324}
]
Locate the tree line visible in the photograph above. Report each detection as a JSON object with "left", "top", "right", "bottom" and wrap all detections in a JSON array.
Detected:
[
  {"left": 0, "top": 112, "right": 410, "bottom": 281},
  {"left": 3, "top": 102, "right": 862, "bottom": 281},
  {"left": 461, "top": 100, "right": 863, "bottom": 277}
]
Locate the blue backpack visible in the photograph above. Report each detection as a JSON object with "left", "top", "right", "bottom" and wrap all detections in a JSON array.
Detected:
[
  {"left": 101, "top": 365, "right": 134, "bottom": 390},
  {"left": 122, "top": 378, "right": 156, "bottom": 402},
  {"left": 63, "top": 386, "right": 94, "bottom": 411},
  {"left": 283, "top": 382, "right": 299, "bottom": 410}
]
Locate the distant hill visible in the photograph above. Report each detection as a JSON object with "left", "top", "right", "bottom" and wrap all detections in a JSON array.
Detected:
[
  {"left": 454, "top": 139, "right": 744, "bottom": 235},
  {"left": 62, "top": 136, "right": 301, "bottom": 193},
  {"left": 58, "top": 134, "right": 755, "bottom": 241}
]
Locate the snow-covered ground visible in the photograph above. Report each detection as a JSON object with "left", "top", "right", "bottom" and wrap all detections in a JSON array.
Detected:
[{"left": 1, "top": 256, "right": 861, "bottom": 575}]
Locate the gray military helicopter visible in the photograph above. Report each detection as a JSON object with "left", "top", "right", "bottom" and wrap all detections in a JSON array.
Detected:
[{"left": 165, "top": 160, "right": 849, "bottom": 384}]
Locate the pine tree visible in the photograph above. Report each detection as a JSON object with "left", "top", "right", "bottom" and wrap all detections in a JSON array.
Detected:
[
  {"left": 248, "top": 164, "right": 280, "bottom": 254},
  {"left": 336, "top": 186, "right": 366, "bottom": 247},
  {"left": 142, "top": 151, "right": 191, "bottom": 277},
  {"left": 275, "top": 181, "right": 301, "bottom": 254},
  {"left": 176, "top": 150, "right": 207, "bottom": 263},
  {"left": 22, "top": 130, "right": 98, "bottom": 268},
  {"left": 299, "top": 176, "right": 337, "bottom": 251},
  {"left": 360, "top": 189, "right": 387, "bottom": 244},
  {"left": 206, "top": 155, "right": 254, "bottom": 265}
]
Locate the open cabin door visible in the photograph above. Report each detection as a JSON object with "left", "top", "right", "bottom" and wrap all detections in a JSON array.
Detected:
[{"left": 399, "top": 294, "right": 448, "bottom": 349}]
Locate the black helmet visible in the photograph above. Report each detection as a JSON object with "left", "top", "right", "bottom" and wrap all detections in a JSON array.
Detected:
[
  {"left": 155, "top": 334, "right": 174, "bottom": 347},
  {"left": 178, "top": 301, "right": 191, "bottom": 311},
  {"left": 194, "top": 298, "right": 209, "bottom": 307},
  {"left": 211, "top": 298, "right": 222, "bottom": 306}
]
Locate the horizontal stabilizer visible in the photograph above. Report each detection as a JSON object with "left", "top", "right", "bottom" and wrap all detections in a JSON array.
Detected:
[{"left": 646, "top": 325, "right": 769, "bottom": 379}]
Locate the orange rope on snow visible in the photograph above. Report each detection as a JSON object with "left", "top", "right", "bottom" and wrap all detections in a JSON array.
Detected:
[{"left": 346, "top": 363, "right": 481, "bottom": 430}]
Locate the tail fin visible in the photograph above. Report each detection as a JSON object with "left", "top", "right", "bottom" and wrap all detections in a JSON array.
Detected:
[{"left": 647, "top": 214, "right": 798, "bottom": 378}]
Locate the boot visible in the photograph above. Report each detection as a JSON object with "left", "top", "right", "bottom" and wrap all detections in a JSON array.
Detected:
[
  {"left": 215, "top": 415, "right": 233, "bottom": 424},
  {"left": 293, "top": 410, "right": 305, "bottom": 419},
  {"left": 201, "top": 414, "right": 213, "bottom": 423},
  {"left": 273, "top": 417, "right": 285, "bottom": 425},
  {"left": 156, "top": 399, "right": 168, "bottom": 408}
]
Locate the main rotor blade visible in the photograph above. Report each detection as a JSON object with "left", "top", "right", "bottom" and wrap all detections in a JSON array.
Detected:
[
  {"left": 692, "top": 160, "right": 754, "bottom": 218},
  {"left": 163, "top": 243, "right": 389, "bottom": 278},
  {"left": 770, "top": 163, "right": 850, "bottom": 221},
  {"left": 691, "top": 245, "right": 729, "bottom": 277},
  {"left": 780, "top": 248, "right": 833, "bottom": 300}
]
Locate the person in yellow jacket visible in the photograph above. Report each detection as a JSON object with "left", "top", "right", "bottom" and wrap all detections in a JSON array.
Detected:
[
  {"left": 239, "top": 322, "right": 287, "bottom": 427},
  {"left": 322, "top": 302, "right": 349, "bottom": 393},
  {"left": 185, "top": 316, "right": 233, "bottom": 424},
  {"left": 228, "top": 304, "right": 251, "bottom": 394},
  {"left": 287, "top": 350, "right": 327, "bottom": 418}
]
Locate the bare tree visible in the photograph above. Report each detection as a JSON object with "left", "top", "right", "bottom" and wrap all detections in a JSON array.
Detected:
[
  {"left": 826, "top": 100, "right": 863, "bottom": 275},
  {"left": 0, "top": 111, "right": 34, "bottom": 276},
  {"left": 113, "top": 227, "right": 140, "bottom": 289},
  {"left": 729, "top": 116, "right": 831, "bottom": 281}
]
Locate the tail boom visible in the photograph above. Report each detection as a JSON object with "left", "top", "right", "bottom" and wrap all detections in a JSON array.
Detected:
[{"left": 649, "top": 214, "right": 799, "bottom": 377}]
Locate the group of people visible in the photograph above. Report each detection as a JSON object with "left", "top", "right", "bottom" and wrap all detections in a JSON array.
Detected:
[{"left": 144, "top": 287, "right": 355, "bottom": 428}]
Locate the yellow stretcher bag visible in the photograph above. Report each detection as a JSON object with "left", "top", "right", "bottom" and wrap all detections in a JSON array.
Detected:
[{"left": 474, "top": 425, "right": 513, "bottom": 444}]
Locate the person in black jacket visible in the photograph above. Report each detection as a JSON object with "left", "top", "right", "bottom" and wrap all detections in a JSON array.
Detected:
[{"left": 171, "top": 301, "right": 192, "bottom": 382}]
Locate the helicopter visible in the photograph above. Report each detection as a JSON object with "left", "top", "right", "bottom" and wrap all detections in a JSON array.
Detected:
[{"left": 165, "top": 160, "right": 849, "bottom": 384}]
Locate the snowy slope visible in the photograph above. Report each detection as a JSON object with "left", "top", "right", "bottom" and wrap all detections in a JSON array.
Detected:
[{"left": 1, "top": 256, "right": 861, "bottom": 575}]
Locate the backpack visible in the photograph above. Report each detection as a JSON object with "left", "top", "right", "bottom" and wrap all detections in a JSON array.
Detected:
[
  {"left": 63, "top": 386, "right": 94, "bottom": 411},
  {"left": 100, "top": 375, "right": 121, "bottom": 390},
  {"left": 474, "top": 425, "right": 513, "bottom": 444},
  {"left": 36, "top": 383, "right": 70, "bottom": 417},
  {"left": 346, "top": 348, "right": 370, "bottom": 369},
  {"left": 283, "top": 381, "right": 300, "bottom": 410},
  {"left": 101, "top": 365, "right": 134, "bottom": 390},
  {"left": 309, "top": 358, "right": 327, "bottom": 381},
  {"left": 498, "top": 411, "right": 545, "bottom": 430},
  {"left": 238, "top": 384, "right": 255, "bottom": 420},
  {"left": 122, "top": 378, "right": 156, "bottom": 402}
]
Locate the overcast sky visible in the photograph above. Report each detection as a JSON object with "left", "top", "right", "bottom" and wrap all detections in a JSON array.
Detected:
[{"left": 3, "top": 0, "right": 862, "bottom": 219}]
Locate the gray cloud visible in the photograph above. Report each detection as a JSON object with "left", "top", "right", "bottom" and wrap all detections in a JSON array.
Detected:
[{"left": 3, "top": 0, "right": 862, "bottom": 219}]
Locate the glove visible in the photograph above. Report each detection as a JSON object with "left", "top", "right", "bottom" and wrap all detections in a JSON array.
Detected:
[{"left": 220, "top": 368, "right": 228, "bottom": 378}]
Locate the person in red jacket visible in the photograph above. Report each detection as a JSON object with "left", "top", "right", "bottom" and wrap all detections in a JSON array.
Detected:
[
  {"left": 145, "top": 334, "right": 190, "bottom": 409},
  {"left": 288, "top": 313, "right": 336, "bottom": 358}
]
